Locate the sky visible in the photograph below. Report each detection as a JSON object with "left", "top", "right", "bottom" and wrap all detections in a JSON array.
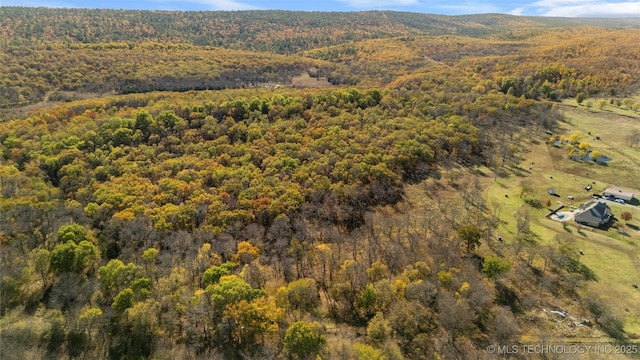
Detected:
[{"left": 2, "top": 0, "right": 640, "bottom": 17}]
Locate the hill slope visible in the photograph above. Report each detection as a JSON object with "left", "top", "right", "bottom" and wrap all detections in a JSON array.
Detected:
[
  {"left": 1, "top": 7, "right": 640, "bottom": 360},
  {"left": 2, "top": 8, "right": 639, "bottom": 50},
  {"left": 2, "top": 8, "right": 639, "bottom": 108}
]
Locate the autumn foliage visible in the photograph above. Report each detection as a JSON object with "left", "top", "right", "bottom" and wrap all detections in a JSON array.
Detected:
[{"left": 1, "top": 7, "right": 637, "bottom": 359}]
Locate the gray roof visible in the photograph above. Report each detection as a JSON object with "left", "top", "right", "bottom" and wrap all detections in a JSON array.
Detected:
[
  {"left": 603, "top": 186, "right": 636, "bottom": 200},
  {"left": 575, "top": 201, "right": 612, "bottom": 227}
]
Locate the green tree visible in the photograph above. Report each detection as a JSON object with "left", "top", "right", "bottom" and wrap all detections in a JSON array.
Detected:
[
  {"left": 112, "top": 288, "right": 135, "bottom": 313},
  {"left": 206, "top": 275, "right": 266, "bottom": 321},
  {"left": 134, "top": 109, "right": 153, "bottom": 134},
  {"left": 202, "top": 262, "right": 237, "bottom": 287},
  {"left": 74, "top": 240, "right": 101, "bottom": 275},
  {"left": 482, "top": 255, "right": 512, "bottom": 279},
  {"left": 99, "top": 259, "right": 127, "bottom": 293},
  {"left": 131, "top": 277, "right": 152, "bottom": 300},
  {"left": 358, "top": 284, "right": 378, "bottom": 318},
  {"left": 141, "top": 248, "right": 158, "bottom": 264},
  {"left": 98, "top": 259, "right": 145, "bottom": 296},
  {"left": 283, "top": 321, "right": 326, "bottom": 360},
  {"left": 56, "top": 223, "right": 90, "bottom": 243},
  {"left": 50, "top": 241, "right": 79, "bottom": 274},
  {"left": 353, "top": 343, "right": 385, "bottom": 360},
  {"left": 457, "top": 225, "right": 482, "bottom": 253},
  {"left": 156, "top": 110, "right": 183, "bottom": 130},
  {"left": 366, "top": 311, "right": 391, "bottom": 345},
  {"left": 141, "top": 247, "right": 158, "bottom": 276}
]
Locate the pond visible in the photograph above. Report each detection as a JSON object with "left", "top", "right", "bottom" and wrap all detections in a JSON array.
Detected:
[{"left": 570, "top": 149, "right": 612, "bottom": 163}]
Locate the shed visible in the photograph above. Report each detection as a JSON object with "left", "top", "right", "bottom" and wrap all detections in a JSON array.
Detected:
[{"left": 603, "top": 186, "right": 636, "bottom": 203}]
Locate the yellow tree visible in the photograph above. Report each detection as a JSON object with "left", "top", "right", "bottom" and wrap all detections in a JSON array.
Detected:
[{"left": 223, "top": 297, "right": 283, "bottom": 350}]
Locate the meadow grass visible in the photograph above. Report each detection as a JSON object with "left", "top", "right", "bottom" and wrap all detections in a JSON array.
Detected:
[{"left": 485, "top": 98, "right": 640, "bottom": 337}]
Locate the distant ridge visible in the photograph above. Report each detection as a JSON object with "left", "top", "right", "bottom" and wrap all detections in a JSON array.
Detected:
[{"left": 1, "top": 7, "right": 639, "bottom": 52}]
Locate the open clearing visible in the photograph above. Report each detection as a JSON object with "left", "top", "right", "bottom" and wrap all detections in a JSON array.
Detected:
[
  {"left": 291, "top": 71, "right": 333, "bottom": 88},
  {"left": 556, "top": 101, "right": 640, "bottom": 188},
  {"left": 0, "top": 91, "right": 110, "bottom": 120},
  {"left": 486, "top": 97, "right": 640, "bottom": 338}
]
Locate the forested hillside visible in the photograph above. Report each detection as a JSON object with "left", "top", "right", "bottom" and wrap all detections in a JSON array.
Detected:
[
  {"left": 1, "top": 7, "right": 640, "bottom": 360},
  {"left": 2, "top": 8, "right": 640, "bottom": 108},
  {"left": 0, "top": 8, "right": 585, "bottom": 48}
]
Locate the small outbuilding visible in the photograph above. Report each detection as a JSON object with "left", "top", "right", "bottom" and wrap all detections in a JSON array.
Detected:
[
  {"left": 603, "top": 186, "right": 636, "bottom": 203},
  {"left": 574, "top": 201, "right": 612, "bottom": 228}
]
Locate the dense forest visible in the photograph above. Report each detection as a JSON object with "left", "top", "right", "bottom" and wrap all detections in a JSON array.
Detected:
[
  {"left": 1, "top": 7, "right": 640, "bottom": 360},
  {"left": 2, "top": 8, "right": 640, "bottom": 107}
]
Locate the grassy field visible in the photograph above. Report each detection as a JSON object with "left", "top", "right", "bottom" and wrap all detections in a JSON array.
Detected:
[
  {"left": 486, "top": 96, "right": 640, "bottom": 339},
  {"left": 557, "top": 99, "right": 640, "bottom": 188},
  {"left": 290, "top": 72, "right": 333, "bottom": 88}
]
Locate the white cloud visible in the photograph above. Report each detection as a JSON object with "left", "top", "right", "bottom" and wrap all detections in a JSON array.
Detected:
[
  {"left": 192, "top": 0, "right": 260, "bottom": 10},
  {"left": 527, "top": 0, "right": 640, "bottom": 17},
  {"left": 2, "top": 0, "right": 73, "bottom": 6},
  {"left": 152, "top": 0, "right": 260, "bottom": 10},
  {"left": 434, "top": 2, "right": 501, "bottom": 14},
  {"left": 337, "top": 0, "right": 419, "bottom": 8},
  {"left": 532, "top": 0, "right": 586, "bottom": 6}
]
